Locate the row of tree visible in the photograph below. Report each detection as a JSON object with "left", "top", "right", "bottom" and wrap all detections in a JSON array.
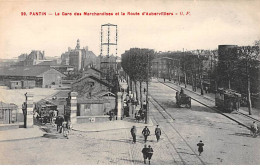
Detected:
[
  {"left": 121, "top": 48, "right": 155, "bottom": 123},
  {"left": 152, "top": 41, "right": 260, "bottom": 114}
]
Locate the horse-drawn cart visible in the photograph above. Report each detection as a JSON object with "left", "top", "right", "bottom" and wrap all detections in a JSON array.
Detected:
[
  {"left": 176, "top": 93, "right": 191, "bottom": 108},
  {"left": 35, "top": 99, "right": 58, "bottom": 125}
]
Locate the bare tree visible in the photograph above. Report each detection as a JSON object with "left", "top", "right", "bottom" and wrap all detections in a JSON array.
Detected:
[{"left": 237, "top": 44, "right": 260, "bottom": 115}]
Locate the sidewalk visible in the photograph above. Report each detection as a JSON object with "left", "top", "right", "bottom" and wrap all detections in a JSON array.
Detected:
[
  {"left": 158, "top": 78, "right": 260, "bottom": 120},
  {"left": 73, "top": 118, "right": 154, "bottom": 132},
  {"left": 0, "top": 126, "right": 44, "bottom": 142}
]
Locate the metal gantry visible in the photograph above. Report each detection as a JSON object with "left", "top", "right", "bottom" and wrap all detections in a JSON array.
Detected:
[{"left": 100, "top": 23, "right": 118, "bottom": 81}]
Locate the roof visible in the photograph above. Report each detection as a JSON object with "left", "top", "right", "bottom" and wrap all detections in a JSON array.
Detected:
[
  {"left": 36, "top": 61, "right": 57, "bottom": 66},
  {"left": 73, "top": 74, "right": 113, "bottom": 88},
  {"left": 37, "top": 68, "right": 66, "bottom": 78},
  {"left": 36, "top": 99, "right": 57, "bottom": 106},
  {"left": 0, "top": 101, "right": 18, "bottom": 109},
  {"left": 217, "top": 88, "right": 241, "bottom": 97},
  {"left": 51, "top": 90, "right": 71, "bottom": 99},
  {"left": 0, "top": 66, "right": 51, "bottom": 77},
  {"left": 89, "top": 67, "right": 103, "bottom": 74},
  {"left": 94, "top": 91, "right": 115, "bottom": 98}
]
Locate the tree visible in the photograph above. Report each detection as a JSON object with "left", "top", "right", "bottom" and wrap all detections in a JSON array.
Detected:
[
  {"left": 121, "top": 48, "right": 154, "bottom": 123},
  {"left": 237, "top": 44, "right": 260, "bottom": 115}
]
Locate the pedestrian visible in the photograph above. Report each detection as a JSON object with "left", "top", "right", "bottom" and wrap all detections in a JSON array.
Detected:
[
  {"left": 56, "top": 115, "right": 64, "bottom": 133},
  {"left": 22, "top": 102, "right": 27, "bottom": 128},
  {"left": 175, "top": 91, "right": 180, "bottom": 106},
  {"left": 142, "top": 126, "right": 150, "bottom": 143},
  {"left": 62, "top": 121, "right": 69, "bottom": 139},
  {"left": 163, "top": 77, "right": 165, "bottom": 83},
  {"left": 141, "top": 144, "right": 148, "bottom": 164},
  {"left": 155, "top": 125, "right": 161, "bottom": 142},
  {"left": 180, "top": 88, "right": 184, "bottom": 95},
  {"left": 144, "top": 87, "right": 146, "bottom": 94},
  {"left": 197, "top": 140, "right": 204, "bottom": 156},
  {"left": 130, "top": 126, "right": 137, "bottom": 143},
  {"left": 253, "top": 121, "right": 258, "bottom": 132},
  {"left": 147, "top": 145, "right": 154, "bottom": 164},
  {"left": 205, "top": 86, "right": 208, "bottom": 94}
]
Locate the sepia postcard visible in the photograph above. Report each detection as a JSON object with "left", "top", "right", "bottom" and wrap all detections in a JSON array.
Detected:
[{"left": 0, "top": 0, "right": 260, "bottom": 165}]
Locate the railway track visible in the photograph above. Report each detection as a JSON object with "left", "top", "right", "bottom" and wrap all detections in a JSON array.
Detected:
[
  {"left": 149, "top": 95, "right": 206, "bottom": 165},
  {"left": 158, "top": 80, "right": 260, "bottom": 129}
]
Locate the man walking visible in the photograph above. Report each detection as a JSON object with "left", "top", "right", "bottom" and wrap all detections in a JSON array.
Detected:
[
  {"left": 197, "top": 140, "right": 204, "bottom": 156},
  {"left": 142, "top": 126, "right": 150, "bottom": 143},
  {"left": 147, "top": 145, "right": 154, "bottom": 165},
  {"left": 130, "top": 126, "right": 137, "bottom": 143},
  {"left": 155, "top": 125, "right": 161, "bottom": 142},
  {"left": 141, "top": 144, "right": 148, "bottom": 164}
]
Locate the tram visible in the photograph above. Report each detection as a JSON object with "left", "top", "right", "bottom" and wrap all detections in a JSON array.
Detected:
[{"left": 215, "top": 88, "right": 241, "bottom": 112}]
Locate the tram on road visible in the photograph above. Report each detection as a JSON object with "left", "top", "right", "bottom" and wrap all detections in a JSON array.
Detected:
[{"left": 215, "top": 88, "right": 241, "bottom": 112}]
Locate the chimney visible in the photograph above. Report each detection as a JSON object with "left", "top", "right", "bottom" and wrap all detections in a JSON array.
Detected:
[
  {"left": 85, "top": 46, "right": 88, "bottom": 51},
  {"left": 42, "top": 50, "right": 45, "bottom": 59}
]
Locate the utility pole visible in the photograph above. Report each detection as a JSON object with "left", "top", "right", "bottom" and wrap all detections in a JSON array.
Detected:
[
  {"left": 145, "top": 53, "right": 149, "bottom": 124},
  {"left": 183, "top": 48, "right": 187, "bottom": 88},
  {"left": 178, "top": 59, "right": 181, "bottom": 85}
]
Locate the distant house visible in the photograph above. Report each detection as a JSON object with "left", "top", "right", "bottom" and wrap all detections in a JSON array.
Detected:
[
  {"left": 8, "top": 80, "right": 35, "bottom": 89},
  {"left": 77, "top": 91, "right": 115, "bottom": 118},
  {"left": 16, "top": 50, "right": 46, "bottom": 66},
  {"left": 0, "top": 66, "right": 66, "bottom": 88},
  {"left": 71, "top": 75, "right": 115, "bottom": 123},
  {"left": 72, "top": 74, "right": 113, "bottom": 97}
]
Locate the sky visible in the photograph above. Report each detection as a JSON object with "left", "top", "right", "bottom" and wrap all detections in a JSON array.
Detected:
[{"left": 0, "top": 0, "right": 260, "bottom": 59}]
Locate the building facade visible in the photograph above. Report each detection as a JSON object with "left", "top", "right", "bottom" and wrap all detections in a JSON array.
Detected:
[
  {"left": 0, "top": 66, "right": 66, "bottom": 88},
  {"left": 61, "top": 39, "right": 98, "bottom": 71}
]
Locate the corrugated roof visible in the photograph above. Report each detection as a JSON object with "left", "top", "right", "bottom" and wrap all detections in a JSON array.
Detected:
[{"left": 0, "top": 66, "right": 51, "bottom": 77}]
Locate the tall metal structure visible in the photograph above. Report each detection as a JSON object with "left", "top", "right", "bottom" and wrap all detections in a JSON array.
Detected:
[
  {"left": 101, "top": 23, "right": 118, "bottom": 57},
  {"left": 100, "top": 23, "right": 118, "bottom": 82}
]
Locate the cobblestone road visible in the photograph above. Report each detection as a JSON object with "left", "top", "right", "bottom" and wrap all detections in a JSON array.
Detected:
[{"left": 0, "top": 80, "right": 260, "bottom": 164}]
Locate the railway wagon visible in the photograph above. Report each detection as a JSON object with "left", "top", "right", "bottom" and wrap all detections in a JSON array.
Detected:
[{"left": 215, "top": 88, "right": 241, "bottom": 112}]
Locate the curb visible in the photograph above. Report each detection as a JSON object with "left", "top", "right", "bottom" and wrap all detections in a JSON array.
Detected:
[{"left": 72, "top": 119, "right": 154, "bottom": 133}]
